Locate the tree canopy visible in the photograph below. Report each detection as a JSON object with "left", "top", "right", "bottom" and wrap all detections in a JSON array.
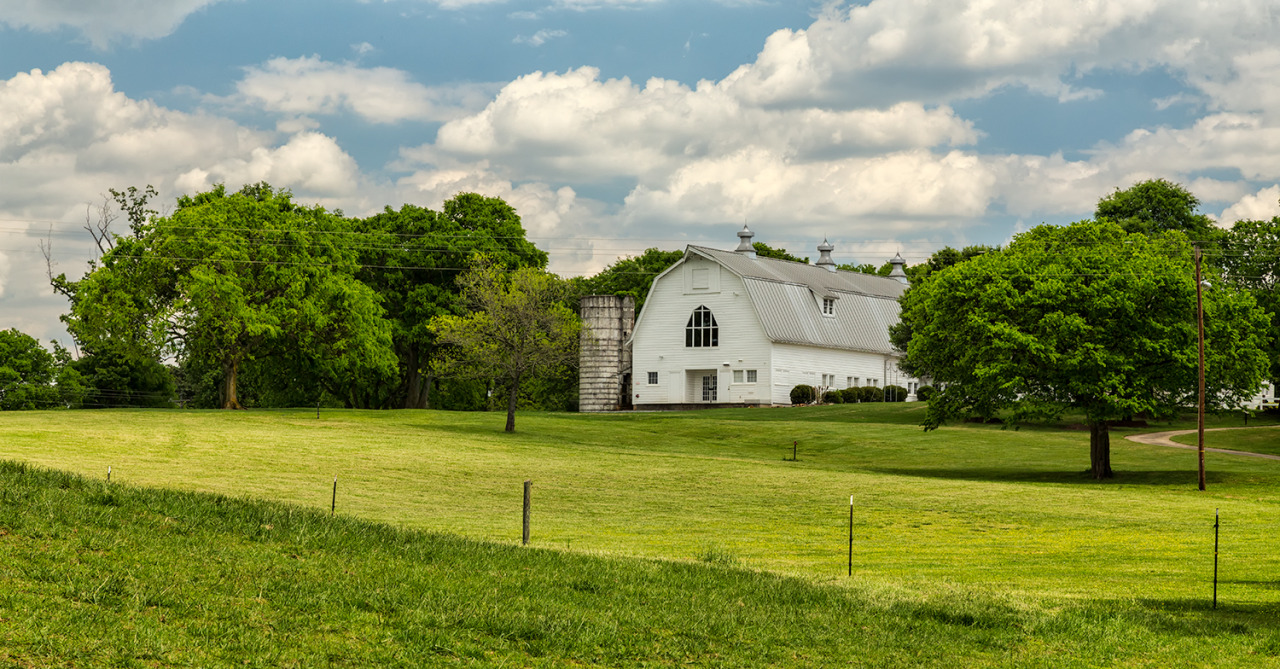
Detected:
[
  {"left": 58, "top": 183, "right": 397, "bottom": 409},
  {"left": 354, "top": 195, "right": 548, "bottom": 409},
  {"left": 752, "top": 241, "right": 807, "bottom": 263},
  {"left": 429, "top": 260, "right": 581, "bottom": 432},
  {"left": 1217, "top": 216, "right": 1280, "bottom": 382},
  {"left": 845, "top": 245, "right": 997, "bottom": 285},
  {"left": 897, "top": 220, "right": 1269, "bottom": 479},
  {"left": 0, "top": 330, "right": 83, "bottom": 410},
  {"left": 1095, "top": 179, "right": 1221, "bottom": 243},
  {"left": 571, "top": 247, "right": 684, "bottom": 315}
]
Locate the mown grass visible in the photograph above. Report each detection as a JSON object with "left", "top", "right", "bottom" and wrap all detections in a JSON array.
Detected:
[
  {"left": 2, "top": 406, "right": 1279, "bottom": 599},
  {"left": 3, "top": 405, "right": 1280, "bottom": 664},
  {"left": 1169, "top": 426, "right": 1280, "bottom": 456},
  {"left": 3, "top": 461, "right": 1280, "bottom": 667}
]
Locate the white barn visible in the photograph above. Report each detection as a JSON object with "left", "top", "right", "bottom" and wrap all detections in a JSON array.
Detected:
[{"left": 618, "top": 227, "right": 923, "bottom": 410}]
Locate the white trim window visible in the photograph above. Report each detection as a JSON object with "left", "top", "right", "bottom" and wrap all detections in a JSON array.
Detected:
[
  {"left": 733, "top": 370, "right": 744, "bottom": 383},
  {"left": 685, "top": 306, "right": 719, "bottom": 347},
  {"left": 822, "top": 297, "right": 835, "bottom": 316},
  {"left": 648, "top": 372, "right": 658, "bottom": 385},
  {"left": 746, "top": 370, "right": 757, "bottom": 383}
]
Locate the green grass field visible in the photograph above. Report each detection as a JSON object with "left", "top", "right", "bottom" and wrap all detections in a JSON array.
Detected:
[
  {"left": 2, "top": 405, "right": 1280, "bottom": 665},
  {"left": 1170, "top": 425, "right": 1280, "bottom": 457},
  {"left": 7, "top": 461, "right": 1279, "bottom": 667}
]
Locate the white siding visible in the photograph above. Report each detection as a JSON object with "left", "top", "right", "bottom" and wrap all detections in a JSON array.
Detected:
[
  {"left": 768, "top": 343, "right": 919, "bottom": 405},
  {"left": 632, "top": 255, "right": 774, "bottom": 405}
]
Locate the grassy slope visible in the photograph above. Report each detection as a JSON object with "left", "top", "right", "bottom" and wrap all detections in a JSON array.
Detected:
[
  {"left": 1170, "top": 426, "right": 1280, "bottom": 456},
  {"left": 2, "top": 461, "right": 1279, "bottom": 667},
  {"left": 2, "top": 406, "right": 1280, "bottom": 665}
]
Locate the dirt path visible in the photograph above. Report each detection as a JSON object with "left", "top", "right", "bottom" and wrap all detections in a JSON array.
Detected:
[{"left": 1124, "top": 425, "right": 1280, "bottom": 461}]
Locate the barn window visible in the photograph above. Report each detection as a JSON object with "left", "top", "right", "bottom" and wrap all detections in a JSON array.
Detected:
[
  {"left": 746, "top": 370, "right": 757, "bottom": 383},
  {"left": 822, "top": 297, "right": 835, "bottom": 315},
  {"left": 648, "top": 372, "right": 658, "bottom": 385},
  {"left": 685, "top": 306, "right": 719, "bottom": 347}
]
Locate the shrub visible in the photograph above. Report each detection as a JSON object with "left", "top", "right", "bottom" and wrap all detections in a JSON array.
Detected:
[
  {"left": 858, "top": 386, "right": 882, "bottom": 403},
  {"left": 840, "top": 387, "right": 859, "bottom": 403},
  {"left": 790, "top": 384, "right": 816, "bottom": 405},
  {"left": 822, "top": 390, "right": 844, "bottom": 404},
  {"left": 916, "top": 385, "right": 935, "bottom": 402},
  {"left": 883, "top": 385, "right": 909, "bottom": 402}
]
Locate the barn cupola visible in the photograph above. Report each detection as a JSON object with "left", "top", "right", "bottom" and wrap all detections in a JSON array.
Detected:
[
  {"left": 735, "top": 225, "right": 757, "bottom": 258},
  {"left": 815, "top": 238, "right": 836, "bottom": 272},
  {"left": 888, "top": 252, "right": 910, "bottom": 284}
]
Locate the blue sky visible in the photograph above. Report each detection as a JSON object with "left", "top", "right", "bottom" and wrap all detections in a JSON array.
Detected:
[{"left": 3, "top": 0, "right": 1280, "bottom": 345}]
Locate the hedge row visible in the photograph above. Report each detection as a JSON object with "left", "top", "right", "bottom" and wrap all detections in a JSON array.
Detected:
[{"left": 793, "top": 384, "right": 924, "bottom": 404}]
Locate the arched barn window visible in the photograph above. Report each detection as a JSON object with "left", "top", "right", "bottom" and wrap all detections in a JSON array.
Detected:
[{"left": 686, "top": 306, "right": 719, "bottom": 347}]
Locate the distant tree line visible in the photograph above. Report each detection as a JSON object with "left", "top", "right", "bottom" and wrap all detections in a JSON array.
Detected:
[
  {"left": 21, "top": 184, "right": 568, "bottom": 412},
  {"left": 4, "top": 179, "right": 1276, "bottom": 440}
]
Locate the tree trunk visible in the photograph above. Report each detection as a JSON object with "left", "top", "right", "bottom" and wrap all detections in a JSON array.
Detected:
[
  {"left": 1089, "top": 420, "right": 1113, "bottom": 480},
  {"left": 403, "top": 347, "right": 431, "bottom": 409},
  {"left": 221, "top": 356, "right": 243, "bottom": 410},
  {"left": 505, "top": 375, "right": 520, "bottom": 433},
  {"left": 403, "top": 347, "right": 419, "bottom": 409}
]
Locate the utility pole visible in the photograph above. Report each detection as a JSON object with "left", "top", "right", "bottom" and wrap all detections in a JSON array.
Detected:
[{"left": 1195, "top": 245, "right": 1207, "bottom": 492}]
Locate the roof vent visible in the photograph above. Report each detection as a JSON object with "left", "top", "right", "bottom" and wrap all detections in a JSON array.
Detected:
[
  {"left": 888, "top": 252, "right": 909, "bottom": 284},
  {"left": 816, "top": 238, "right": 836, "bottom": 272},
  {"left": 735, "top": 225, "right": 756, "bottom": 258}
]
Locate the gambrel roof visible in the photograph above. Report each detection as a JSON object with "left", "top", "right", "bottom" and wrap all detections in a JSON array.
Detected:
[{"left": 666, "top": 245, "right": 907, "bottom": 354}]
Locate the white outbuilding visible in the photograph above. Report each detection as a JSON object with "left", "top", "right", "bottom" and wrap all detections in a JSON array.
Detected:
[{"left": 580, "top": 226, "right": 923, "bottom": 411}]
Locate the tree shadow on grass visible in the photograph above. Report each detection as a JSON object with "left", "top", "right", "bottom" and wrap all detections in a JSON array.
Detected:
[
  {"left": 1131, "top": 596, "right": 1280, "bottom": 624},
  {"left": 1220, "top": 580, "right": 1280, "bottom": 591},
  {"left": 867, "top": 467, "right": 1226, "bottom": 486}
]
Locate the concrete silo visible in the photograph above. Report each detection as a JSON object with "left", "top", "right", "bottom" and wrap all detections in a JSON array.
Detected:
[{"left": 578, "top": 295, "right": 635, "bottom": 412}]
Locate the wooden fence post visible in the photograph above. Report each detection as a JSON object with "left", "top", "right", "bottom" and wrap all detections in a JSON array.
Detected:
[{"left": 523, "top": 480, "right": 532, "bottom": 546}]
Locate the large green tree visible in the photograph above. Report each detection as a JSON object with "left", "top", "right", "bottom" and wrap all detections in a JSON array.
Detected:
[
  {"left": 429, "top": 260, "right": 581, "bottom": 432},
  {"left": 1218, "top": 216, "right": 1280, "bottom": 383},
  {"left": 49, "top": 186, "right": 182, "bottom": 407},
  {"left": 355, "top": 194, "right": 548, "bottom": 409},
  {"left": 898, "top": 221, "right": 1269, "bottom": 480},
  {"left": 0, "top": 330, "right": 82, "bottom": 410},
  {"left": 59, "top": 183, "right": 396, "bottom": 409},
  {"left": 1095, "top": 179, "right": 1221, "bottom": 244}
]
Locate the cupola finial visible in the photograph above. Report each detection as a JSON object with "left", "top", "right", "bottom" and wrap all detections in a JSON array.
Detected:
[
  {"left": 816, "top": 238, "right": 836, "bottom": 272},
  {"left": 735, "top": 225, "right": 756, "bottom": 258},
  {"left": 888, "top": 251, "right": 909, "bottom": 285}
]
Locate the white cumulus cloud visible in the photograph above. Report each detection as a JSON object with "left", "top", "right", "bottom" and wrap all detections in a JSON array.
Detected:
[
  {"left": 1221, "top": 185, "right": 1280, "bottom": 224},
  {"left": 719, "top": 0, "right": 1280, "bottom": 111},
  {"left": 424, "top": 67, "right": 976, "bottom": 188},
  {"left": 0, "top": 62, "right": 384, "bottom": 341},
  {"left": 0, "top": 0, "right": 227, "bottom": 47},
  {"left": 235, "top": 56, "right": 499, "bottom": 124}
]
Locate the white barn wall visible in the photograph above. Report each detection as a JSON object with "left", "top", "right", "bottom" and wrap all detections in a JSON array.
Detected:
[
  {"left": 769, "top": 343, "right": 916, "bottom": 405},
  {"left": 632, "top": 254, "right": 774, "bottom": 406}
]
